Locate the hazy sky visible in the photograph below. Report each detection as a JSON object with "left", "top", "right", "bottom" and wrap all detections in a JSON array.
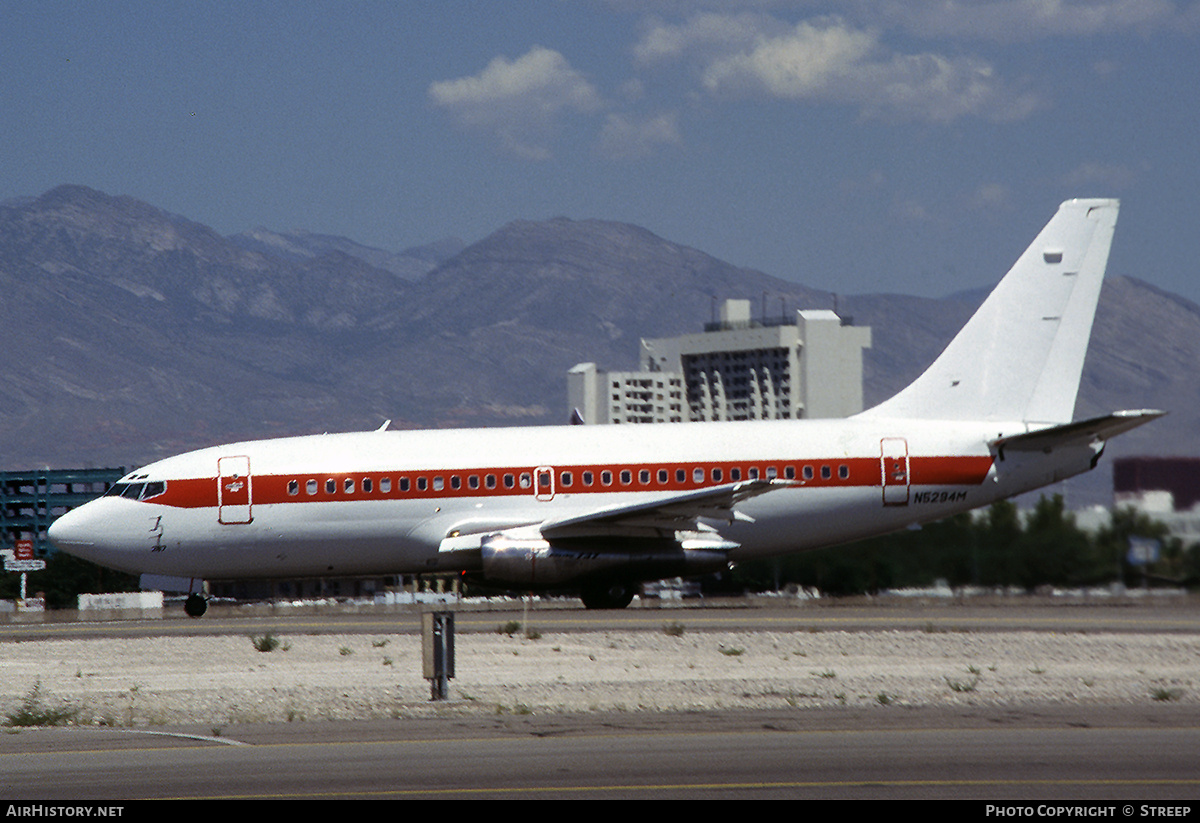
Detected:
[{"left": 4, "top": 1, "right": 1198, "bottom": 302}]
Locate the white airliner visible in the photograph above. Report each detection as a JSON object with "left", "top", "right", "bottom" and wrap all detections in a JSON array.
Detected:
[{"left": 49, "top": 199, "right": 1161, "bottom": 614}]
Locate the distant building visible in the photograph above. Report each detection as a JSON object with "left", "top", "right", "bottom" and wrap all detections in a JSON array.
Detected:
[
  {"left": 1, "top": 468, "right": 125, "bottom": 557},
  {"left": 1113, "top": 457, "right": 1200, "bottom": 546},
  {"left": 569, "top": 299, "right": 871, "bottom": 424}
]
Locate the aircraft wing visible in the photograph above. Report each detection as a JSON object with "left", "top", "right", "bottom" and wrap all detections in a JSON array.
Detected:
[
  {"left": 539, "top": 479, "right": 791, "bottom": 539},
  {"left": 991, "top": 409, "right": 1165, "bottom": 454}
]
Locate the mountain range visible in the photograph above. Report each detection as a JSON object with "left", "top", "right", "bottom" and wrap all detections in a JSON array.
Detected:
[{"left": 2, "top": 184, "right": 1196, "bottom": 507}]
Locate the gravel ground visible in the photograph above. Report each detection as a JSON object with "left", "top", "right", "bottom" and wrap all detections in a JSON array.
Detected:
[{"left": 2, "top": 626, "right": 1197, "bottom": 727}]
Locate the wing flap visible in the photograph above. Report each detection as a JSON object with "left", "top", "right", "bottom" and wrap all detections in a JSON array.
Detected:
[{"left": 539, "top": 479, "right": 791, "bottom": 539}]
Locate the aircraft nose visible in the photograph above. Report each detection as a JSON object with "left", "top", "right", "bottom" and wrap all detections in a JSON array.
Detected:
[
  {"left": 48, "top": 498, "right": 177, "bottom": 577},
  {"left": 47, "top": 505, "right": 99, "bottom": 556},
  {"left": 47, "top": 500, "right": 140, "bottom": 572}
]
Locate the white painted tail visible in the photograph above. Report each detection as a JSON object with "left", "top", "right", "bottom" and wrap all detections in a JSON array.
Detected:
[{"left": 859, "top": 199, "right": 1119, "bottom": 424}]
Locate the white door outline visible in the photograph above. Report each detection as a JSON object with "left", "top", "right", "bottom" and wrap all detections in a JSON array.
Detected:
[
  {"left": 880, "top": 438, "right": 910, "bottom": 507},
  {"left": 217, "top": 455, "right": 253, "bottom": 524}
]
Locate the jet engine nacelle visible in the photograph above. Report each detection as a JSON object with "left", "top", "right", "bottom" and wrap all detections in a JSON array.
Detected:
[{"left": 478, "top": 532, "right": 728, "bottom": 589}]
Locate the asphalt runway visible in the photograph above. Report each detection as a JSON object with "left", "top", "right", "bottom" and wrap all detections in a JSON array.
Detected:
[
  {"left": 3, "top": 706, "right": 1199, "bottom": 800},
  {"left": 2, "top": 598, "right": 1198, "bottom": 801}
]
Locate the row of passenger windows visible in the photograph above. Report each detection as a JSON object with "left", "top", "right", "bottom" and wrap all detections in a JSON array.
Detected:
[
  {"left": 286, "top": 472, "right": 532, "bottom": 497},
  {"left": 283, "top": 463, "right": 852, "bottom": 497}
]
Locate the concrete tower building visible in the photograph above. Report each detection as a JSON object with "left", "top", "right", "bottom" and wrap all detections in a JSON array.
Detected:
[{"left": 569, "top": 299, "right": 871, "bottom": 425}]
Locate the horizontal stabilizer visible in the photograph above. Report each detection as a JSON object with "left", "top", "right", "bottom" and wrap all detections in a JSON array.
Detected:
[{"left": 991, "top": 410, "right": 1165, "bottom": 453}]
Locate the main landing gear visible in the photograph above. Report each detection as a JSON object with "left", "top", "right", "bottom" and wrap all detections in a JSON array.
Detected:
[
  {"left": 184, "top": 592, "right": 208, "bottom": 618},
  {"left": 579, "top": 579, "right": 637, "bottom": 610}
]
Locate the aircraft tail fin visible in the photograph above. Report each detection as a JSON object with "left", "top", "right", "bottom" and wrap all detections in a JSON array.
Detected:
[{"left": 859, "top": 199, "right": 1119, "bottom": 424}]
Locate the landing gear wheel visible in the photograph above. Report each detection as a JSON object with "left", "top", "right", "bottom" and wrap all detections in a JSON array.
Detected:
[
  {"left": 580, "top": 580, "right": 636, "bottom": 610},
  {"left": 184, "top": 593, "right": 208, "bottom": 618}
]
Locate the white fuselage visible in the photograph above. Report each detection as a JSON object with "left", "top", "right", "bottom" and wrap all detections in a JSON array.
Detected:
[
  {"left": 45, "top": 198, "right": 1136, "bottom": 599},
  {"left": 48, "top": 415, "right": 1098, "bottom": 582}
]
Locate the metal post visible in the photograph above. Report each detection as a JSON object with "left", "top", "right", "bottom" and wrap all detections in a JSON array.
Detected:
[{"left": 421, "top": 610, "right": 455, "bottom": 700}]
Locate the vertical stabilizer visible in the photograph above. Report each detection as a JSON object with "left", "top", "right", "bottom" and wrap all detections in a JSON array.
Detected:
[{"left": 859, "top": 199, "right": 1118, "bottom": 424}]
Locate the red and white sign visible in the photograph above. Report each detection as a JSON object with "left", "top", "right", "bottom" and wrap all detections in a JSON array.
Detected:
[{"left": 14, "top": 539, "right": 33, "bottom": 561}]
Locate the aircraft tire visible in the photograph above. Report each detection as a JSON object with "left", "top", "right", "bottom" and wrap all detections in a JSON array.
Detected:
[
  {"left": 184, "top": 593, "right": 208, "bottom": 618},
  {"left": 580, "top": 580, "right": 636, "bottom": 609}
]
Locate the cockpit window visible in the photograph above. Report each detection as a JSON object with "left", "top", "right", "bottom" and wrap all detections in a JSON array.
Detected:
[{"left": 105, "top": 481, "right": 166, "bottom": 501}]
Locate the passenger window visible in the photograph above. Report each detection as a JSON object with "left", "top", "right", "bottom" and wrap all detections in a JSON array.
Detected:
[
  {"left": 766, "top": 467, "right": 777, "bottom": 480},
  {"left": 381, "top": 478, "right": 392, "bottom": 493},
  {"left": 307, "top": 479, "right": 318, "bottom": 495},
  {"left": 433, "top": 477, "right": 444, "bottom": 491},
  {"left": 785, "top": 466, "right": 795, "bottom": 480},
  {"left": 363, "top": 478, "right": 373, "bottom": 493},
  {"left": 693, "top": 467, "right": 704, "bottom": 483},
  {"left": 520, "top": 472, "right": 531, "bottom": 489},
  {"left": 418, "top": 477, "right": 428, "bottom": 491},
  {"left": 803, "top": 466, "right": 814, "bottom": 480},
  {"left": 601, "top": 471, "right": 613, "bottom": 486},
  {"left": 450, "top": 476, "right": 461, "bottom": 490},
  {"left": 344, "top": 478, "right": 355, "bottom": 494},
  {"left": 504, "top": 474, "right": 515, "bottom": 488},
  {"left": 657, "top": 469, "right": 668, "bottom": 484},
  {"left": 288, "top": 480, "right": 299, "bottom": 496},
  {"left": 731, "top": 468, "right": 741, "bottom": 482},
  {"left": 676, "top": 469, "right": 686, "bottom": 483},
  {"left": 711, "top": 468, "right": 723, "bottom": 483},
  {"left": 748, "top": 467, "right": 759, "bottom": 480},
  {"left": 485, "top": 474, "right": 496, "bottom": 489},
  {"left": 325, "top": 479, "right": 336, "bottom": 494},
  {"left": 582, "top": 471, "right": 594, "bottom": 486},
  {"left": 399, "top": 477, "right": 409, "bottom": 492},
  {"left": 620, "top": 470, "right": 632, "bottom": 485},
  {"left": 839, "top": 465, "right": 849, "bottom": 479},
  {"left": 560, "top": 471, "right": 572, "bottom": 487},
  {"left": 821, "top": 466, "right": 831, "bottom": 479},
  {"left": 469, "top": 475, "right": 479, "bottom": 489}
]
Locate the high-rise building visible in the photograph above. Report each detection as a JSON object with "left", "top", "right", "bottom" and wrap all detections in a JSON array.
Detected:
[{"left": 569, "top": 299, "right": 871, "bottom": 424}]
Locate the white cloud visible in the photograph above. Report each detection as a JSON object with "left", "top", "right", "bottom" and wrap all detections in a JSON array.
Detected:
[
  {"left": 700, "top": 20, "right": 876, "bottom": 98},
  {"left": 597, "top": 112, "right": 683, "bottom": 159},
  {"left": 871, "top": 0, "right": 1179, "bottom": 41},
  {"left": 651, "top": 15, "right": 1039, "bottom": 121},
  {"left": 634, "top": 12, "right": 783, "bottom": 64},
  {"left": 429, "top": 46, "right": 602, "bottom": 159}
]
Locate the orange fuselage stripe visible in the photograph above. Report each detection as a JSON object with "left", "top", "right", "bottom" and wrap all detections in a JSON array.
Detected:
[{"left": 151, "top": 455, "right": 995, "bottom": 510}]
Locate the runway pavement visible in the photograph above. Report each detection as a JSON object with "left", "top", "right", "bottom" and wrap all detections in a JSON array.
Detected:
[
  {"left": 3, "top": 706, "right": 1199, "bottom": 800},
  {"left": 2, "top": 597, "right": 1198, "bottom": 801}
]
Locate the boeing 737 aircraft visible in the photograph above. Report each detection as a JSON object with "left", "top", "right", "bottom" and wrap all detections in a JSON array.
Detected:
[{"left": 49, "top": 199, "right": 1161, "bottom": 614}]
